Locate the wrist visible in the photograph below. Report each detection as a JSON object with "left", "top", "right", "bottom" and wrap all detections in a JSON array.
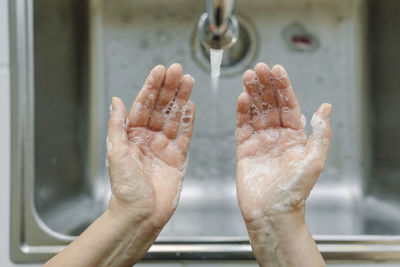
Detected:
[
  {"left": 245, "top": 208, "right": 307, "bottom": 249},
  {"left": 247, "top": 209, "right": 325, "bottom": 267},
  {"left": 103, "top": 208, "right": 159, "bottom": 261},
  {"left": 108, "top": 193, "right": 154, "bottom": 221},
  {"left": 245, "top": 206, "right": 305, "bottom": 233},
  {"left": 245, "top": 208, "right": 323, "bottom": 267},
  {"left": 106, "top": 199, "right": 160, "bottom": 239}
]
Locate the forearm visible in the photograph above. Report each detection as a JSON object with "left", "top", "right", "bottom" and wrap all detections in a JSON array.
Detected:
[
  {"left": 44, "top": 208, "right": 158, "bottom": 267},
  {"left": 246, "top": 209, "right": 325, "bottom": 267}
]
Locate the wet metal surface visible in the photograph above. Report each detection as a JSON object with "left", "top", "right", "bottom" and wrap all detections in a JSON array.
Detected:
[{"left": 10, "top": 0, "right": 400, "bottom": 262}]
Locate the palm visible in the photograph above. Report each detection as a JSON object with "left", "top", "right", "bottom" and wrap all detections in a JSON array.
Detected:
[
  {"left": 107, "top": 64, "right": 195, "bottom": 227},
  {"left": 237, "top": 128, "right": 309, "bottom": 219},
  {"left": 236, "top": 63, "right": 332, "bottom": 222}
]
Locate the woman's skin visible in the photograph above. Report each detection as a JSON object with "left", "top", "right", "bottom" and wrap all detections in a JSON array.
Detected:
[
  {"left": 236, "top": 62, "right": 331, "bottom": 267},
  {"left": 45, "top": 63, "right": 196, "bottom": 266},
  {"left": 45, "top": 61, "right": 331, "bottom": 267}
]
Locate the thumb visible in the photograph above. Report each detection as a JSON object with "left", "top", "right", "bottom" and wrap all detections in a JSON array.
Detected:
[
  {"left": 305, "top": 103, "right": 332, "bottom": 173},
  {"left": 108, "top": 97, "right": 128, "bottom": 150}
]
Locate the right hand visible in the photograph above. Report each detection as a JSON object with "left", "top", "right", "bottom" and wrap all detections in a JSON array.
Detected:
[
  {"left": 236, "top": 62, "right": 330, "bottom": 267},
  {"left": 236, "top": 62, "right": 332, "bottom": 230}
]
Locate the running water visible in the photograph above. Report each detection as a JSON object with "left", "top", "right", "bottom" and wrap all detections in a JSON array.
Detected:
[{"left": 210, "top": 48, "right": 224, "bottom": 93}]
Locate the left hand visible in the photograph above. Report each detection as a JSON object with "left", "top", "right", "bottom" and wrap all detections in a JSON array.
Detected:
[{"left": 106, "top": 63, "right": 195, "bottom": 231}]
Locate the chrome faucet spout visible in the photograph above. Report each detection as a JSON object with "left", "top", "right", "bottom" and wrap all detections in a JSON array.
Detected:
[
  {"left": 205, "top": 0, "right": 235, "bottom": 37},
  {"left": 198, "top": 0, "right": 239, "bottom": 50}
]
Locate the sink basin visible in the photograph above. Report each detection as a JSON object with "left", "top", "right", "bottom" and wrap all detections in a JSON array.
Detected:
[{"left": 10, "top": 0, "right": 400, "bottom": 262}]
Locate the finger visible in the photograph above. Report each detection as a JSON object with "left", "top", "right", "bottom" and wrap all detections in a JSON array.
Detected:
[
  {"left": 148, "top": 63, "right": 183, "bottom": 131},
  {"left": 271, "top": 64, "right": 303, "bottom": 130},
  {"left": 175, "top": 101, "right": 196, "bottom": 155},
  {"left": 305, "top": 103, "right": 332, "bottom": 169},
  {"left": 162, "top": 74, "right": 194, "bottom": 139},
  {"left": 254, "top": 62, "right": 281, "bottom": 128},
  {"left": 243, "top": 69, "right": 267, "bottom": 131},
  {"left": 108, "top": 97, "right": 128, "bottom": 149},
  {"left": 128, "top": 64, "right": 166, "bottom": 127},
  {"left": 236, "top": 92, "right": 252, "bottom": 145}
]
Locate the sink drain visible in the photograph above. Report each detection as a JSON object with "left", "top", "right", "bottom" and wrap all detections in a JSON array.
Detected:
[{"left": 191, "top": 12, "right": 259, "bottom": 78}]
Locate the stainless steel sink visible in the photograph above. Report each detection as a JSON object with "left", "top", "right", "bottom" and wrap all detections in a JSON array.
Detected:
[{"left": 10, "top": 0, "right": 400, "bottom": 263}]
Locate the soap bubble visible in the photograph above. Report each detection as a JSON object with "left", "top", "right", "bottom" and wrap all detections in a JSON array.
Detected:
[
  {"left": 281, "top": 106, "right": 289, "bottom": 113},
  {"left": 106, "top": 136, "right": 112, "bottom": 151}
]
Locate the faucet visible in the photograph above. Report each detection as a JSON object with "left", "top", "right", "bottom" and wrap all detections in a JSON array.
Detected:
[{"left": 197, "top": 0, "right": 239, "bottom": 50}]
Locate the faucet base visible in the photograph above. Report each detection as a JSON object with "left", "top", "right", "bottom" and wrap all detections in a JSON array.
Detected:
[
  {"left": 197, "top": 13, "right": 239, "bottom": 50},
  {"left": 191, "top": 12, "right": 259, "bottom": 77}
]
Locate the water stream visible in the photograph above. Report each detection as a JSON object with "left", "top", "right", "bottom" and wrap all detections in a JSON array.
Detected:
[
  {"left": 210, "top": 48, "right": 224, "bottom": 93},
  {"left": 206, "top": 48, "right": 224, "bottom": 139}
]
